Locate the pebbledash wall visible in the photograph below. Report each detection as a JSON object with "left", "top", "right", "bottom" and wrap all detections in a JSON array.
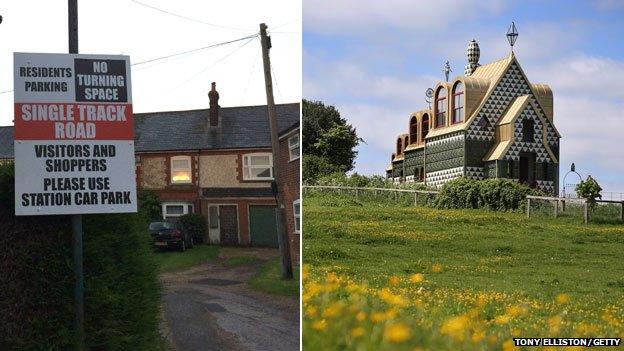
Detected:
[
  {"left": 0, "top": 84, "right": 301, "bottom": 261},
  {"left": 386, "top": 39, "right": 560, "bottom": 195}
]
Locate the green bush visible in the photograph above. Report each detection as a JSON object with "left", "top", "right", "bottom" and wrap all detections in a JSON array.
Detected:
[
  {"left": 436, "top": 178, "right": 538, "bottom": 211},
  {"left": 302, "top": 155, "right": 342, "bottom": 184},
  {"left": 315, "top": 172, "right": 429, "bottom": 190},
  {"left": 0, "top": 163, "right": 163, "bottom": 350},
  {"left": 179, "top": 213, "right": 207, "bottom": 243},
  {"left": 138, "top": 189, "right": 162, "bottom": 221}
]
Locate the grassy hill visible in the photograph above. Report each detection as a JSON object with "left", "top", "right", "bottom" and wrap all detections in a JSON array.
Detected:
[{"left": 303, "top": 193, "right": 624, "bottom": 350}]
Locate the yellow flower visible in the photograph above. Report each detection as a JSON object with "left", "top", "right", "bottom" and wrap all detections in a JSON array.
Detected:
[
  {"left": 379, "top": 288, "right": 408, "bottom": 307},
  {"left": 306, "top": 306, "right": 317, "bottom": 317},
  {"left": 555, "top": 293, "right": 570, "bottom": 305},
  {"left": 502, "top": 339, "right": 518, "bottom": 351},
  {"left": 440, "top": 315, "right": 469, "bottom": 341},
  {"left": 356, "top": 311, "right": 367, "bottom": 321},
  {"left": 389, "top": 276, "right": 401, "bottom": 286},
  {"left": 322, "top": 302, "right": 342, "bottom": 318},
  {"left": 410, "top": 273, "right": 425, "bottom": 283},
  {"left": 471, "top": 329, "right": 485, "bottom": 343},
  {"left": 385, "top": 322, "right": 411, "bottom": 343},
  {"left": 494, "top": 314, "right": 511, "bottom": 325},
  {"left": 432, "top": 264, "right": 443, "bottom": 273},
  {"left": 506, "top": 305, "right": 526, "bottom": 317},
  {"left": 312, "top": 319, "right": 326, "bottom": 331},
  {"left": 548, "top": 315, "right": 563, "bottom": 334},
  {"left": 350, "top": 327, "right": 365, "bottom": 338},
  {"left": 302, "top": 265, "right": 310, "bottom": 280}
]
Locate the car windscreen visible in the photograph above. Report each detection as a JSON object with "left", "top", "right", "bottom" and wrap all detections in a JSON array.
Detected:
[{"left": 149, "top": 222, "right": 172, "bottom": 230}]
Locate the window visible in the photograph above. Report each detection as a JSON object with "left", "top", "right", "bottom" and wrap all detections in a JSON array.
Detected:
[
  {"left": 396, "top": 138, "right": 402, "bottom": 155},
  {"left": 293, "top": 199, "right": 301, "bottom": 233},
  {"left": 288, "top": 134, "right": 300, "bottom": 161},
  {"left": 409, "top": 116, "right": 418, "bottom": 144},
  {"left": 403, "top": 136, "right": 409, "bottom": 150},
  {"left": 507, "top": 161, "right": 514, "bottom": 178},
  {"left": 162, "top": 202, "right": 194, "bottom": 219},
  {"left": 452, "top": 82, "right": 464, "bottom": 124},
  {"left": 171, "top": 156, "right": 191, "bottom": 184},
  {"left": 243, "top": 153, "right": 273, "bottom": 180},
  {"left": 522, "top": 119, "right": 534, "bottom": 142},
  {"left": 542, "top": 163, "right": 549, "bottom": 180},
  {"left": 422, "top": 114, "right": 430, "bottom": 140},
  {"left": 209, "top": 206, "right": 219, "bottom": 229},
  {"left": 435, "top": 88, "right": 447, "bottom": 128}
]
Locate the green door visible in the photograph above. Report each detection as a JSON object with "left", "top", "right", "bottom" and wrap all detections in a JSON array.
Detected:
[{"left": 249, "top": 205, "right": 279, "bottom": 248}]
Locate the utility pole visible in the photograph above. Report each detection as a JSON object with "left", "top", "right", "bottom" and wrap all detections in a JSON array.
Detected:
[
  {"left": 259, "top": 23, "right": 293, "bottom": 279},
  {"left": 68, "top": 0, "right": 85, "bottom": 349}
]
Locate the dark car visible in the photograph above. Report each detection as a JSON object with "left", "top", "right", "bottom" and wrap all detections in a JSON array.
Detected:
[{"left": 149, "top": 220, "right": 194, "bottom": 252}]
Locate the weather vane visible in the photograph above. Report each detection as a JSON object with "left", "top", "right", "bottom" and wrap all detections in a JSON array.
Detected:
[
  {"left": 425, "top": 88, "right": 434, "bottom": 108},
  {"left": 507, "top": 21, "right": 518, "bottom": 52},
  {"left": 443, "top": 61, "right": 452, "bottom": 82}
]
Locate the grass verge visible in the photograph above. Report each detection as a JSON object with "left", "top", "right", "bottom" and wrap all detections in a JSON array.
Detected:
[
  {"left": 303, "top": 193, "right": 624, "bottom": 350},
  {"left": 249, "top": 258, "right": 300, "bottom": 297},
  {"left": 155, "top": 244, "right": 220, "bottom": 272}
]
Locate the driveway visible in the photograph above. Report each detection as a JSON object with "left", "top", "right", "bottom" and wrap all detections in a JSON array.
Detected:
[{"left": 160, "top": 248, "right": 300, "bottom": 351}]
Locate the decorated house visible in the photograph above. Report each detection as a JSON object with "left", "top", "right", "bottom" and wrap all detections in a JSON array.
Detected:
[{"left": 386, "top": 34, "right": 560, "bottom": 195}]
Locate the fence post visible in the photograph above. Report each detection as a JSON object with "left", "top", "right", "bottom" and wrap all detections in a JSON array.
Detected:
[
  {"left": 583, "top": 201, "right": 589, "bottom": 225},
  {"left": 553, "top": 200, "right": 558, "bottom": 218},
  {"left": 621, "top": 201, "right": 624, "bottom": 222},
  {"left": 355, "top": 188, "right": 359, "bottom": 200},
  {"left": 414, "top": 192, "right": 418, "bottom": 206},
  {"left": 526, "top": 198, "right": 531, "bottom": 218},
  {"left": 561, "top": 200, "right": 565, "bottom": 212}
]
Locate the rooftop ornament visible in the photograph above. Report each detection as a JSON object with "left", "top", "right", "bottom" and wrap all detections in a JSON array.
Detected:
[
  {"left": 507, "top": 21, "right": 518, "bottom": 51},
  {"left": 443, "top": 60, "right": 452, "bottom": 82}
]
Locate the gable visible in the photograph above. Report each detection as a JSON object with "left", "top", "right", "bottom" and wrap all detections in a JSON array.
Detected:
[{"left": 498, "top": 103, "right": 557, "bottom": 163}]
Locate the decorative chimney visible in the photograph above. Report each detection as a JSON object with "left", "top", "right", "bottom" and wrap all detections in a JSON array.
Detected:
[
  {"left": 208, "top": 82, "right": 220, "bottom": 127},
  {"left": 464, "top": 39, "right": 480, "bottom": 76}
]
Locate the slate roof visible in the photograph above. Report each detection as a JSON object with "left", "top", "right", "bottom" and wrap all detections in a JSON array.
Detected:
[{"left": 0, "top": 103, "right": 300, "bottom": 158}]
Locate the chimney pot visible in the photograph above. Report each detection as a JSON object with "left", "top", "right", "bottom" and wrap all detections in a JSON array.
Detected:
[{"left": 209, "top": 82, "right": 219, "bottom": 127}]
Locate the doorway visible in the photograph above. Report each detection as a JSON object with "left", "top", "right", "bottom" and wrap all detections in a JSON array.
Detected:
[
  {"left": 519, "top": 152, "right": 536, "bottom": 187},
  {"left": 207, "top": 204, "right": 239, "bottom": 245}
]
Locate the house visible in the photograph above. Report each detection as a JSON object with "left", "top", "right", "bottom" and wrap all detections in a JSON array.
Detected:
[
  {"left": 386, "top": 39, "right": 560, "bottom": 195},
  {"left": 0, "top": 83, "right": 301, "bottom": 260}
]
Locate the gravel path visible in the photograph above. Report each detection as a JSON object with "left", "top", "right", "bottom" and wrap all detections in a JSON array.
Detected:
[{"left": 160, "top": 248, "right": 299, "bottom": 351}]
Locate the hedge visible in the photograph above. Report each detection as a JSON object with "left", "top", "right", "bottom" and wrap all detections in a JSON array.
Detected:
[
  {"left": 0, "top": 163, "right": 163, "bottom": 350},
  {"left": 436, "top": 178, "right": 539, "bottom": 212}
]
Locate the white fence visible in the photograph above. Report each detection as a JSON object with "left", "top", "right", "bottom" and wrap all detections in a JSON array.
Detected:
[{"left": 303, "top": 185, "right": 439, "bottom": 205}]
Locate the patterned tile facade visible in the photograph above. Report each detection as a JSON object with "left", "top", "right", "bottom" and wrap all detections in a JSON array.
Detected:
[{"left": 426, "top": 166, "right": 465, "bottom": 188}]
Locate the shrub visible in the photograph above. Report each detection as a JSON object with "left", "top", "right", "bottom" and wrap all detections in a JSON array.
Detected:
[
  {"left": 436, "top": 178, "right": 538, "bottom": 211},
  {"left": 302, "top": 155, "right": 342, "bottom": 184},
  {"left": 180, "top": 213, "right": 207, "bottom": 243},
  {"left": 575, "top": 175, "right": 602, "bottom": 211},
  {"left": 138, "top": 189, "right": 162, "bottom": 221},
  {"left": 0, "top": 163, "right": 163, "bottom": 350}
]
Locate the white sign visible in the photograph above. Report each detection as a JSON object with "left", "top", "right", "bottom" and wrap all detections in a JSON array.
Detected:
[{"left": 14, "top": 52, "right": 137, "bottom": 215}]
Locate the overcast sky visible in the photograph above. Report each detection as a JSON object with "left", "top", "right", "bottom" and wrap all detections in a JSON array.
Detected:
[
  {"left": 0, "top": 0, "right": 301, "bottom": 120},
  {"left": 304, "top": 0, "right": 624, "bottom": 194}
]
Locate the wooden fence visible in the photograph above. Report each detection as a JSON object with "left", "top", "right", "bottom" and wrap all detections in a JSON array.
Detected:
[
  {"left": 303, "top": 185, "right": 439, "bottom": 205},
  {"left": 526, "top": 195, "right": 624, "bottom": 224}
]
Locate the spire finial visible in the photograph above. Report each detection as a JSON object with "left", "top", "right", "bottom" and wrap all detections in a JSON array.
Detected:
[
  {"left": 443, "top": 60, "right": 452, "bottom": 82},
  {"left": 464, "top": 39, "right": 480, "bottom": 76},
  {"left": 507, "top": 21, "right": 518, "bottom": 52}
]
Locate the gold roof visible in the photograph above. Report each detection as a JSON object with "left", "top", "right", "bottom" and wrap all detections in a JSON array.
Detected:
[
  {"left": 404, "top": 143, "right": 424, "bottom": 152},
  {"left": 483, "top": 140, "right": 511, "bottom": 161},
  {"left": 499, "top": 95, "right": 530, "bottom": 125}
]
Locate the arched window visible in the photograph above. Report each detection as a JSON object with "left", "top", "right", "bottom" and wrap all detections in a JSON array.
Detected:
[
  {"left": 452, "top": 82, "right": 464, "bottom": 124},
  {"left": 409, "top": 116, "right": 418, "bottom": 144},
  {"left": 396, "top": 138, "right": 402, "bottom": 155},
  {"left": 403, "top": 136, "right": 409, "bottom": 150},
  {"left": 435, "top": 87, "right": 447, "bottom": 128},
  {"left": 421, "top": 113, "right": 430, "bottom": 140},
  {"left": 391, "top": 153, "right": 395, "bottom": 163}
]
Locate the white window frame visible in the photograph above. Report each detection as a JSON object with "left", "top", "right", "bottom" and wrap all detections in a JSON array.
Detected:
[
  {"left": 288, "top": 134, "right": 300, "bottom": 161},
  {"left": 170, "top": 155, "right": 192, "bottom": 184},
  {"left": 242, "top": 153, "right": 274, "bottom": 180},
  {"left": 162, "top": 202, "right": 194, "bottom": 219},
  {"left": 293, "top": 199, "right": 301, "bottom": 234}
]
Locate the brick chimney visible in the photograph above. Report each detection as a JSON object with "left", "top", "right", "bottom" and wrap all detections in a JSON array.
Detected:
[{"left": 208, "top": 82, "right": 220, "bottom": 127}]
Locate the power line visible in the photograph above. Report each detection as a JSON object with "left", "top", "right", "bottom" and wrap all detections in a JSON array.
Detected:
[
  {"left": 241, "top": 44, "right": 262, "bottom": 105},
  {"left": 129, "top": 0, "right": 253, "bottom": 32},
  {"left": 169, "top": 36, "right": 258, "bottom": 93},
  {"left": 132, "top": 33, "right": 258, "bottom": 66}
]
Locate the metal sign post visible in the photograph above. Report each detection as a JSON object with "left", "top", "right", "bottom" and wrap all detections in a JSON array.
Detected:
[{"left": 68, "top": 1, "right": 85, "bottom": 348}]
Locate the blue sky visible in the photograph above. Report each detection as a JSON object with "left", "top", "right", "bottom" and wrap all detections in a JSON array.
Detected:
[{"left": 303, "top": 0, "right": 624, "bottom": 194}]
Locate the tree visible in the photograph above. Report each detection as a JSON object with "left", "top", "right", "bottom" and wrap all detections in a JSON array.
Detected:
[
  {"left": 303, "top": 99, "right": 361, "bottom": 182},
  {"left": 575, "top": 175, "right": 602, "bottom": 211}
]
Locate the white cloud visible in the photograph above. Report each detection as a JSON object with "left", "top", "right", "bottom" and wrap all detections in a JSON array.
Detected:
[{"left": 303, "top": 0, "right": 506, "bottom": 35}]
